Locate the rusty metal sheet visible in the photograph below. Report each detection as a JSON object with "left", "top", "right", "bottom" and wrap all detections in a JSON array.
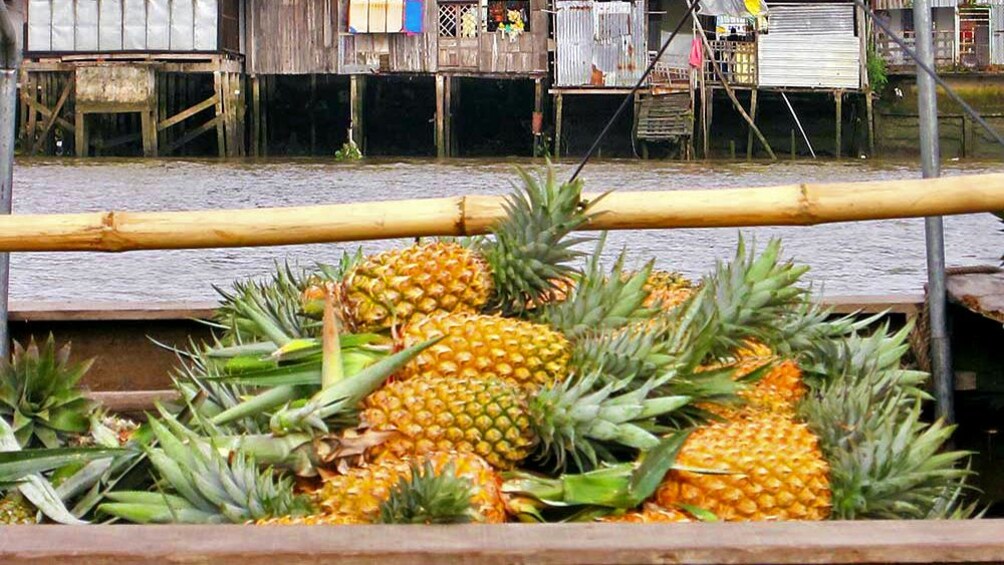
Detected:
[
  {"left": 946, "top": 267, "right": 1004, "bottom": 323},
  {"left": 555, "top": 0, "right": 593, "bottom": 86}
]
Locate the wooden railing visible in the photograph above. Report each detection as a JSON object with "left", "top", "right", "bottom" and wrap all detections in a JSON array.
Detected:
[
  {"left": 876, "top": 30, "right": 956, "bottom": 71},
  {"left": 705, "top": 40, "right": 756, "bottom": 87}
]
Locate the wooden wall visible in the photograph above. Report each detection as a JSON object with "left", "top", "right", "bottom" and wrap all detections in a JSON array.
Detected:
[
  {"left": 246, "top": 0, "right": 339, "bottom": 74},
  {"left": 339, "top": 0, "right": 437, "bottom": 74},
  {"left": 476, "top": 0, "right": 547, "bottom": 74}
]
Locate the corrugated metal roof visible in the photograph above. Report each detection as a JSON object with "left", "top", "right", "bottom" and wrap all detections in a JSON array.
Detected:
[
  {"left": 874, "top": 0, "right": 960, "bottom": 8},
  {"left": 555, "top": 0, "right": 593, "bottom": 86},
  {"left": 766, "top": 3, "right": 855, "bottom": 35},
  {"left": 758, "top": 34, "right": 860, "bottom": 89}
]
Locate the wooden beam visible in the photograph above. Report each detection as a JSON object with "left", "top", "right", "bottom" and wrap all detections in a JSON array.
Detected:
[
  {"left": 1, "top": 521, "right": 1003, "bottom": 564},
  {"left": 865, "top": 90, "right": 875, "bottom": 156},
  {"left": 746, "top": 89, "right": 758, "bottom": 160},
  {"left": 141, "top": 110, "right": 158, "bottom": 157},
  {"left": 214, "top": 71, "right": 225, "bottom": 157},
  {"left": 0, "top": 174, "right": 1003, "bottom": 252},
  {"left": 435, "top": 74, "right": 446, "bottom": 158},
  {"left": 92, "top": 132, "right": 142, "bottom": 151},
  {"left": 251, "top": 76, "right": 261, "bottom": 157},
  {"left": 74, "top": 111, "right": 87, "bottom": 157},
  {"left": 29, "top": 77, "right": 73, "bottom": 156},
  {"left": 835, "top": 90, "right": 843, "bottom": 159},
  {"left": 165, "top": 115, "right": 223, "bottom": 155},
  {"left": 157, "top": 95, "right": 217, "bottom": 132},
  {"left": 554, "top": 92, "right": 563, "bottom": 159},
  {"left": 21, "top": 91, "right": 75, "bottom": 133}
]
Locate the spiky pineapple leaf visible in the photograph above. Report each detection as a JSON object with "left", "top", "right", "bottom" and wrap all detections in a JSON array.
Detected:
[{"left": 377, "top": 461, "right": 478, "bottom": 524}]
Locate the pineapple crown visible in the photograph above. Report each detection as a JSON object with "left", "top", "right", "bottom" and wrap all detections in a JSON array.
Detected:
[
  {"left": 0, "top": 336, "right": 95, "bottom": 449},
  {"left": 483, "top": 165, "right": 598, "bottom": 317},
  {"left": 530, "top": 371, "right": 689, "bottom": 472},
  {"left": 377, "top": 460, "right": 479, "bottom": 525},
  {"left": 100, "top": 408, "right": 311, "bottom": 524},
  {"left": 798, "top": 322, "right": 976, "bottom": 520},
  {"left": 536, "top": 237, "right": 659, "bottom": 339},
  {"left": 214, "top": 262, "right": 320, "bottom": 346}
]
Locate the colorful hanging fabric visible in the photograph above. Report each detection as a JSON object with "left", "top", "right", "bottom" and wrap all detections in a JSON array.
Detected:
[
  {"left": 404, "top": 0, "right": 424, "bottom": 33},
  {"left": 348, "top": 0, "right": 370, "bottom": 33}
]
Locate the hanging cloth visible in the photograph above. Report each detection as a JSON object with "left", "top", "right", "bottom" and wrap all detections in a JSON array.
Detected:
[
  {"left": 404, "top": 0, "right": 424, "bottom": 33},
  {"left": 689, "top": 36, "right": 703, "bottom": 68}
]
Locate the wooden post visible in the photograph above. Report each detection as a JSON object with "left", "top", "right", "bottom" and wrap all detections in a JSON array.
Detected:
[
  {"left": 533, "top": 77, "right": 544, "bottom": 156},
  {"left": 435, "top": 74, "right": 446, "bottom": 158},
  {"left": 74, "top": 111, "right": 87, "bottom": 158},
  {"left": 790, "top": 129, "right": 796, "bottom": 160},
  {"left": 214, "top": 71, "right": 225, "bottom": 157},
  {"left": 865, "top": 90, "right": 875, "bottom": 157},
  {"left": 141, "top": 109, "right": 158, "bottom": 157},
  {"left": 729, "top": 139, "right": 736, "bottom": 160},
  {"left": 961, "top": 114, "right": 971, "bottom": 158},
  {"left": 746, "top": 89, "right": 758, "bottom": 160},
  {"left": 835, "top": 90, "right": 843, "bottom": 159},
  {"left": 262, "top": 75, "right": 269, "bottom": 157},
  {"left": 157, "top": 74, "right": 168, "bottom": 153},
  {"left": 17, "top": 69, "right": 27, "bottom": 146},
  {"left": 349, "top": 75, "right": 365, "bottom": 154},
  {"left": 30, "top": 78, "right": 72, "bottom": 156},
  {"left": 554, "top": 92, "right": 564, "bottom": 160},
  {"left": 700, "top": 71, "right": 709, "bottom": 158},
  {"left": 444, "top": 76, "right": 454, "bottom": 157},
  {"left": 310, "top": 74, "right": 317, "bottom": 155},
  {"left": 251, "top": 75, "right": 261, "bottom": 158},
  {"left": 25, "top": 73, "right": 37, "bottom": 152}
]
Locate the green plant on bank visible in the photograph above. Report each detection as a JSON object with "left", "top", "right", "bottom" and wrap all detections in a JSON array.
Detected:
[
  {"left": 867, "top": 46, "right": 889, "bottom": 95},
  {"left": 335, "top": 139, "right": 363, "bottom": 161}
]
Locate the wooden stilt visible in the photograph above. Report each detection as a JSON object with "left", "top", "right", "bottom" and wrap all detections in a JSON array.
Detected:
[
  {"left": 26, "top": 73, "right": 38, "bottom": 152},
  {"left": 435, "top": 74, "right": 446, "bottom": 159},
  {"left": 790, "top": 129, "right": 796, "bottom": 160},
  {"left": 261, "top": 75, "right": 270, "bottom": 157},
  {"left": 865, "top": 90, "right": 875, "bottom": 157},
  {"left": 835, "top": 90, "right": 843, "bottom": 159},
  {"left": 533, "top": 77, "right": 544, "bottom": 156},
  {"left": 310, "top": 74, "right": 317, "bottom": 155},
  {"left": 214, "top": 71, "right": 225, "bottom": 157},
  {"left": 554, "top": 92, "right": 563, "bottom": 160},
  {"left": 746, "top": 89, "right": 758, "bottom": 160},
  {"left": 17, "top": 69, "right": 27, "bottom": 146},
  {"left": 141, "top": 109, "right": 158, "bottom": 157},
  {"left": 157, "top": 74, "right": 168, "bottom": 153},
  {"left": 700, "top": 72, "right": 709, "bottom": 158},
  {"left": 75, "top": 111, "right": 87, "bottom": 157},
  {"left": 349, "top": 75, "right": 365, "bottom": 154},
  {"left": 251, "top": 75, "right": 261, "bottom": 157}
]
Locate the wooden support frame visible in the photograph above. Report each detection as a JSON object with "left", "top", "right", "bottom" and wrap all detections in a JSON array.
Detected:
[
  {"left": 165, "top": 116, "right": 223, "bottom": 155},
  {"left": 29, "top": 77, "right": 73, "bottom": 156},
  {"left": 20, "top": 94, "right": 75, "bottom": 134},
  {"left": 158, "top": 95, "right": 217, "bottom": 132},
  {"left": 835, "top": 90, "right": 843, "bottom": 159}
]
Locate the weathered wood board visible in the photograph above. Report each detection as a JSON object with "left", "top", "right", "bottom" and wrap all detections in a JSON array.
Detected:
[
  {"left": 1, "top": 521, "right": 1003, "bottom": 564},
  {"left": 946, "top": 268, "right": 1004, "bottom": 323},
  {"left": 75, "top": 65, "right": 156, "bottom": 113}
]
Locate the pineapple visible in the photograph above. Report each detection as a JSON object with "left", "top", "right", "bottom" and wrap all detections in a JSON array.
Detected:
[
  {"left": 361, "top": 371, "right": 686, "bottom": 471},
  {"left": 340, "top": 167, "right": 594, "bottom": 332},
  {"left": 0, "top": 492, "right": 37, "bottom": 524},
  {"left": 655, "top": 408, "right": 832, "bottom": 521},
  {"left": 642, "top": 270, "right": 695, "bottom": 311},
  {"left": 306, "top": 451, "right": 506, "bottom": 525},
  {"left": 598, "top": 503, "right": 692, "bottom": 523},
  {"left": 399, "top": 313, "right": 572, "bottom": 391},
  {"left": 0, "top": 336, "right": 96, "bottom": 448}
]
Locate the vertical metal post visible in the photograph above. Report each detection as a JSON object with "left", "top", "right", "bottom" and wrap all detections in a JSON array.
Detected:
[
  {"left": 0, "top": 2, "right": 20, "bottom": 363},
  {"left": 914, "top": 0, "right": 954, "bottom": 424}
]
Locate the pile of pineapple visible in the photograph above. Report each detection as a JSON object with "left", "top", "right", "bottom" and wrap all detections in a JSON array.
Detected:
[{"left": 0, "top": 168, "right": 978, "bottom": 526}]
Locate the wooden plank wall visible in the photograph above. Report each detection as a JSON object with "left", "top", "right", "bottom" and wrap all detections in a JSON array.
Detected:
[
  {"left": 246, "top": 0, "right": 339, "bottom": 74},
  {"left": 341, "top": 0, "right": 437, "bottom": 73}
]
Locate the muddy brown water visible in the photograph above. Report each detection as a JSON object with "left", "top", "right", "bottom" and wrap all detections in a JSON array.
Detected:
[{"left": 10, "top": 157, "right": 1004, "bottom": 303}]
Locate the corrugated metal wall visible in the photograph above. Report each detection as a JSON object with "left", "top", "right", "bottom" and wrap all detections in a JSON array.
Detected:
[
  {"left": 27, "top": 0, "right": 219, "bottom": 52},
  {"left": 554, "top": 0, "right": 645, "bottom": 87},
  {"left": 758, "top": 3, "right": 860, "bottom": 89}
]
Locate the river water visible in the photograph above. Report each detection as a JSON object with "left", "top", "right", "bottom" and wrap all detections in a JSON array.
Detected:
[{"left": 9, "top": 157, "right": 1004, "bottom": 303}]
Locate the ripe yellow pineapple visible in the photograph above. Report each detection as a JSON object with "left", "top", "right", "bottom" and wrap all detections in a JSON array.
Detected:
[
  {"left": 343, "top": 242, "right": 495, "bottom": 332},
  {"left": 599, "top": 504, "right": 692, "bottom": 523},
  {"left": 643, "top": 270, "right": 695, "bottom": 311},
  {"left": 309, "top": 451, "right": 506, "bottom": 524},
  {"left": 655, "top": 409, "right": 831, "bottom": 521},
  {"left": 363, "top": 375, "right": 534, "bottom": 470},
  {"left": 0, "top": 493, "right": 37, "bottom": 525},
  {"left": 399, "top": 313, "right": 571, "bottom": 391},
  {"left": 334, "top": 169, "right": 594, "bottom": 333}
]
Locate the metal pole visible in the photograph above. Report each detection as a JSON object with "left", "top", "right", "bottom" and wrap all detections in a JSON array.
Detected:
[
  {"left": 913, "top": 1, "right": 954, "bottom": 424},
  {"left": 781, "top": 92, "right": 816, "bottom": 159},
  {"left": 0, "top": 2, "right": 20, "bottom": 363}
]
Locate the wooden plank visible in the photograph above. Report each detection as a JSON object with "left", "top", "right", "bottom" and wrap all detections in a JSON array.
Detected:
[
  {"left": 251, "top": 76, "right": 261, "bottom": 157},
  {"left": 0, "top": 521, "right": 1003, "bottom": 564},
  {"left": 7, "top": 300, "right": 218, "bottom": 322},
  {"left": 29, "top": 77, "right": 73, "bottom": 156},
  {"left": 141, "top": 110, "right": 158, "bottom": 157},
  {"left": 946, "top": 268, "right": 1004, "bottom": 323},
  {"left": 22, "top": 94, "right": 75, "bottom": 132},
  {"left": 25, "top": 72, "right": 37, "bottom": 147},
  {"left": 74, "top": 110, "right": 87, "bottom": 157},
  {"left": 214, "top": 71, "right": 226, "bottom": 157},
  {"left": 157, "top": 95, "right": 217, "bottom": 132},
  {"left": 166, "top": 115, "right": 224, "bottom": 155}
]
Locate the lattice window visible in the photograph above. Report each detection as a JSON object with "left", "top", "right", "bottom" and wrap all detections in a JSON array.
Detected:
[{"left": 439, "top": 3, "right": 479, "bottom": 37}]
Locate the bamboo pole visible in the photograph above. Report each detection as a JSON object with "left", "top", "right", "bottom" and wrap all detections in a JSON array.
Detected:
[{"left": 1, "top": 174, "right": 1004, "bottom": 253}]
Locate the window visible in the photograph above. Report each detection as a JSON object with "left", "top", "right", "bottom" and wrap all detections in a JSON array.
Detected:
[
  {"left": 485, "top": 0, "right": 529, "bottom": 33},
  {"left": 439, "top": 2, "right": 479, "bottom": 37}
]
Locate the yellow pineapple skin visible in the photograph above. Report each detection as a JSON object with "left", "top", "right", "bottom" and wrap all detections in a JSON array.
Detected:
[
  {"left": 655, "top": 409, "right": 831, "bottom": 522},
  {"left": 261, "top": 452, "right": 506, "bottom": 525},
  {"left": 701, "top": 342, "right": 807, "bottom": 417},
  {"left": 400, "top": 313, "right": 571, "bottom": 391},
  {"left": 362, "top": 375, "right": 534, "bottom": 470},
  {"left": 343, "top": 242, "right": 494, "bottom": 332},
  {"left": 643, "top": 270, "right": 695, "bottom": 311},
  {"left": 599, "top": 504, "right": 692, "bottom": 523},
  {"left": 0, "top": 493, "right": 37, "bottom": 525}
]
